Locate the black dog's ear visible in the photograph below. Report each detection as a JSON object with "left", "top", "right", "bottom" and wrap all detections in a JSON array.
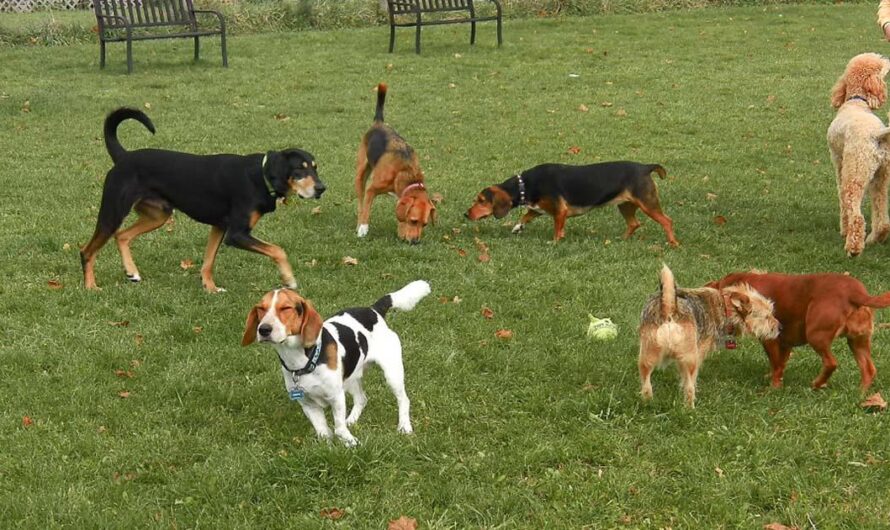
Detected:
[
  {"left": 263, "top": 151, "right": 291, "bottom": 192},
  {"left": 492, "top": 190, "right": 512, "bottom": 219}
]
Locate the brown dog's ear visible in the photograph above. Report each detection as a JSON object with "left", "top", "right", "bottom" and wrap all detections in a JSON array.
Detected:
[
  {"left": 299, "top": 300, "right": 323, "bottom": 348},
  {"left": 241, "top": 306, "right": 260, "bottom": 346},
  {"left": 864, "top": 73, "right": 887, "bottom": 108},
  {"left": 492, "top": 189, "right": 512, "bottom": 219},
  {"left": 830, "top": 76, "right": 847, "bottom": 109},
  {"left": 396, "top": 196, "right": 415, "bottom": 222},
  {"left": 704, "top": 280, "right": 719, "bottom": 289}
]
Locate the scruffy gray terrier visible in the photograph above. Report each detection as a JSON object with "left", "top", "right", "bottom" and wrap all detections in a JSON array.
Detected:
[{"left": 638, "top": 265, "right": 780, "bottom": 408}]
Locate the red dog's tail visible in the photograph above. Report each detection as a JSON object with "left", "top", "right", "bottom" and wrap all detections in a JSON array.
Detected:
[{"left": 853, "top": 290, "right": 890, "bottom": 309}]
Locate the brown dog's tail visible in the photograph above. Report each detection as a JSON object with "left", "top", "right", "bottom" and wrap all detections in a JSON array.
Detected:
[
  {"left": 853, "top": 290, "right": 890, "bottom": 309},
  {"left": 649, "top": 164, "right": 667, "bottom": 179},
  {"left": 103, "top": 107, "right": 155, "bottom": 163},
  {"left": 659, "top": 264, "right": 677, "bottom": 318},
  {"left": 374, "top": 83, "right": 388, "bottom": 123}
]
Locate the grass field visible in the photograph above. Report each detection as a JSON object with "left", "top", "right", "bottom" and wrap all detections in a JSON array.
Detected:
[{"left": 2, "top": 3, "right": 890, "bottom": 528}]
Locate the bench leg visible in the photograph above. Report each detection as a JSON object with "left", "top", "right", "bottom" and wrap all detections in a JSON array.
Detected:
[
  {"left": 220, "top": 32, "right": 228, "bottom": 67},
  {"left": 194, "top": 36, "right": 200, "bottom": 62},
  {"left": 470, "top": 21, "right": 476, "bottom": 45},
  {"left": 415, "top": 25, "right": 421, "bottom": 54},
  {"left": 388, "top": 24, "right": 395, "bottom": 53},
  {"left": 497, "top": 17, "right": 503, "bottom": 47},
  {"left": 99, "top": 40, "right": 106, "bottom": 69},
  {"left": 126, "top": 38, "right": 133, "bottom": 74}
]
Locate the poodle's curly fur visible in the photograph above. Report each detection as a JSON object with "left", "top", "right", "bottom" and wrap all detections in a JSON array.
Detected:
[{"left": 827, "top": 52, "right": 890, "bottom": 256}]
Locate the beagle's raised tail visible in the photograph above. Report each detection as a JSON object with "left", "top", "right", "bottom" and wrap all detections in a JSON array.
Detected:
[{"left": 373, "top": 280, "right": 431, "bottom": 316}]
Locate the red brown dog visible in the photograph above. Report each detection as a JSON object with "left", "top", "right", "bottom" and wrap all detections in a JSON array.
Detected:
[
  {"left": 354, "top": 83, "right": 436, "bottom": 244},
  {"left": 708, "top": 272, "right": 890, "bottom": 391}
]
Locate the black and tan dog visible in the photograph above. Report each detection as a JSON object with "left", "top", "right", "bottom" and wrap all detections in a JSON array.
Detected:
[
  {"left": 464, "top": 161, "right": 678, "bottom": 245},
  {"left": 80, "top": 107, "right": 325, "bottom": 292},
  {"left": 354, "top": 83, "right": 436, "bottom": 244}
]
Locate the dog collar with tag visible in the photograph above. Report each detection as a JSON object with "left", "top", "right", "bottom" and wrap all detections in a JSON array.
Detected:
[
  {"left": 847, "top": 95, "right": 869, "bottom": 104},
  {"left": 260, "top": 154, "right": 279, "bottom": 198},
  {"left": 276, "top": 342, "right": 321, "bottom": 384}
]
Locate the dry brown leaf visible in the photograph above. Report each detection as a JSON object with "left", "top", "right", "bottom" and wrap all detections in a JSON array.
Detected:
[
  {"left": 600, "top": 101, "right": 613, "bottom": 107},
  {"left": 431, "top": 192, "right": 444, "bottom": 204},
  {"left": 311, "top": 206, "right": 322, "bottom": 215},
  {"left": 473, "top": 237, "right": 489, "bottom": 253},
  {"left": 860, "top": 392, "right": 887, "bottom": 411},
  {"left": 478, "top": 253, "right": 491, "bottom": 263},
  {"left": 713, "top": 215, "right": 727, "bottom": 226},
  {"left": 134, "top": 334, "right": 144, "bottom": 347},
  {"left": 143, "top": 102, "right": 152, "bottom": 110},
  {"left": 62, "top": 243, "right": 71, "bottom": 251},
  {"left": 114, "top": 369, "right": 135, "bottom": 379},
  {"left": 273, "top": 113, "right": 290, "bottom": 121},
  {"left": 457, "top": 248, "right": 468, "bottom": 258},
  {"left": 452, "top": 296, "right": 462, "bottom": 304},
  {"left": 118, "top": 391, "right": 131, "bottom": 399},
  {"left": 715, "top": 466, "right": 724, "bottom": 478},
  {"left": 47, "top": 279, "right": 63, "bottom": 290},
  {"left": 481, "top": 307, "right": 494, "bottom": 319},
  {"left": 320, "top": 508, "right": 345, "bottom": 520},
  {"left": 21, "top": 100, "right": 30, "bottom": 113},
  {"left": 615, "top": 108, "right": 628, "bottom": 117},
  {"left": 763, "top": 524, "right": 798, "bottom": 530},
  {"left": 22, "top": 416, "right": 33, "bottom": 427},
  {"left": 130, "top": 359, "right": 142, "bottom": 368},
  {"left": 567, "top": 146, "right": 582, "bottom": 155},
  {"left": 578, "top": 104, "right": 589, "bottom": 112},
  {"left": 193, "top": 326, "right": 203, "bottom": 334},
  {"left": 180, "top": 259, "right": 194, "bottom": 270},
  {"left": 109, "top": 320, "right": 130, "bottom": 327},
  {"left": 388, "top": 516, "right": 418, "bottom": 530},
  {"left": 495, "top": 329, "right": 513, "bottom": 340},
  {"left": 706, "top": 192, "right": 718, "bottom": 201},
  {"left": 341, "top": 256, "right": 359, "bottom": 266}
]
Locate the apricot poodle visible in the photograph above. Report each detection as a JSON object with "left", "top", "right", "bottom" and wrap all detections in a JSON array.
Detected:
[{"left": 828, "top": 52, "right": 890, "bottom": 256}]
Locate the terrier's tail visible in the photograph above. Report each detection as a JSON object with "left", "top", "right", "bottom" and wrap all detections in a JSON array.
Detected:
[
  {"left": 372, "top": 280, "right": 431, "bottom": 318},
  {"left": 104, "top": 107, "right": 155, "bottom": 163},
  {"left": 649, "top": 164, "right": 667, "bottom": 179},
  {"left": 659, "top": 264, "right": 677, "bottom": 318},
  {"left": 374, "top": 83, "right": 388, "bottom": 123}
]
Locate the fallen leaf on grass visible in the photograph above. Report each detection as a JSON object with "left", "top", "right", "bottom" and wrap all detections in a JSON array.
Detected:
[
  {"left": 273, "top": 113, "right": 290, "bottom": 121},
  {"left": 21, "top": 100, "right": 30, "bottom": 113},
  {"left": 180, "top": 259, "right": 194, "bottom": 270},
  {"left": 311, "top": 206, "right": 322, "bottom": 215},
  {"left": 22, "top": 416, "right": 33, "bottom": 427},
  {"left": 457, "top": 248, "right": 468, "bottom": 258},
  {"left": 713, "top": 215, "right": 727, "bottom": 226},
  {"left": 388, "top": 516, "right": 418, "bottom": 530},
  {"left": 567, "top": 146, "right": 582, "bottom": 155},
  {"left": 481, "top": 307, "right": 494, "bottom": 319},
  {"left": 134, "top": 334, "right": 144, "bottom": 347},
  {"left": 578, "top": 104, "right": 589, "bottom": 112},
  {"left": 320, "top": 508, "right": 345, "bottom": 520},
  {"left": 715, "top": 466, "right": 724, "bottom": 478},
  {"left": 47, "top": 279, "right": 63, "bottom": 290},
  {"left": 130, "top": 359, "right": 142, "bottom": 368},
  {"left": 706, "top": 192, "right": 718, "bottom": 201},
  {"left": 118, "top": 391, "right": 131, "bottom": 399},
  {"left": 600, "top": 101, "right": 613, "bottom": 107},
  {"left": 193, "top": 326, "right": 203, "bottom": 334},
  {"left": 860, "top": 392, "right": 887, "bottom": 411},
  {"left": 431, "top": 192, "right": 444, "bottom": 204},
  {"left": 109, "top": 320, "right": 129, "bottom": 327},
  {"left": 114, "top": 369, "right": 135, "bottom": 379},
  {"left": 63, "top": 243, "right": 71, "bottom": 251},
  {"left": 763, "top": 524, "right": 798, "bottom": 530},
  {"left": 341, "top": 256, "right": 359, "bottom": 266},
  {"left": 615, "top": 108, "right": 628, "bottom": 117},
  {"left": 495, "top": 329, "right": 513, "bottom": 340}
]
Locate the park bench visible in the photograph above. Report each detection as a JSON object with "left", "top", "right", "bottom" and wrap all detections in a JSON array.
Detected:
[
  {"left": 386, "top": 0, "right": 502, "bottom": 54},
  {"left": 93, "top": 0, "right": 227, "bottom": 74}
]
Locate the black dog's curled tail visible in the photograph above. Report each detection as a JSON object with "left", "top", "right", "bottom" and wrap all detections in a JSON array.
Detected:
[
  {"left": 104, "top": 107, "right": 155, "bottom": 163},
  {"left": 374, "top": 83, "right": 388, "bottom": 123},
  {"left": 650, "top": 164, "right": 667, "bottom": 179}
]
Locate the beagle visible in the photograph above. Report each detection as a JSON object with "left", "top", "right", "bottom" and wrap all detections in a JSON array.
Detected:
[
  {"left": 354, "top": 83, "right": 436, "bottom": 244},
  {"left": 242, "top": 280, "right": 431, "bottom": 446}
]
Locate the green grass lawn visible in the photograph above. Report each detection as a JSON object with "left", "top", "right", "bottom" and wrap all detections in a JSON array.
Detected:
[{"left": 2, "top": 4, "right": 890, "bottom": 528}]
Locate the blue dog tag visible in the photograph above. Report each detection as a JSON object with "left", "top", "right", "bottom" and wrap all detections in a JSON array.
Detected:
[{"left": 288, "top": 388, "right": 304, "bottom": 401}]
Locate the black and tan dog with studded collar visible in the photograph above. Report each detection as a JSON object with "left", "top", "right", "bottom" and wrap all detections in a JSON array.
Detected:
[{"left": 241, "top": 280, "right": 431, "bottom": 446}]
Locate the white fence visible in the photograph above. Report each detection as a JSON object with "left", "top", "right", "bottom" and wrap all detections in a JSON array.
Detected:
[{"left": 0, "top": 0, "right": 93, "bottom": 12}]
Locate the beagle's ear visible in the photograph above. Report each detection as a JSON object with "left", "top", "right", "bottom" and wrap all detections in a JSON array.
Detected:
[
  {"left": 396, "top": 196, "right": 415, "bottom": 222},
  {"left": 241, "top": 305, "right": 260, "bottom": 346},
  {"left": 493, "top": 191, "right": 512, "bottom": 219},
  {"left": 299, "top": 300, "right": 323, "bottom": 349}
]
